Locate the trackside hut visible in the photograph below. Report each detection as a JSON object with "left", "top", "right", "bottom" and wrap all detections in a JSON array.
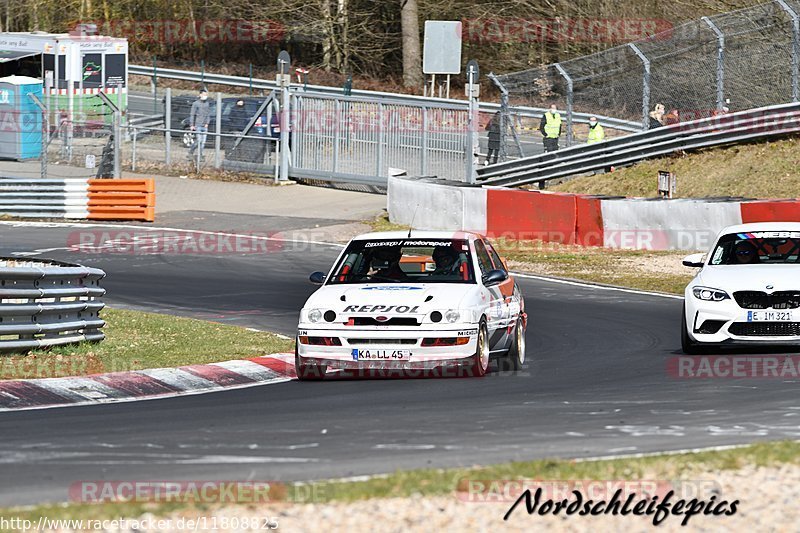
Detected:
[{"left": 0, "top": 32, "right": 128, "bottom": 124}]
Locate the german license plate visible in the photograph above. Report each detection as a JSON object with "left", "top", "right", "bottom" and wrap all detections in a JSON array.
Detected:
[
  {"left": 747, "top": 310, "right": 794, "bottom": 322},
  {"left": 352, "top": 349, "right": 411, "bottom": 361}
]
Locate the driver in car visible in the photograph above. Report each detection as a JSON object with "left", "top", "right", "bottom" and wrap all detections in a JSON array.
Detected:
[
  {"left": 733, "top": 240, "right": 760, "bottom": 264},
  {"left": 369, "top": 247, "right": 407, "bottom": 280},
  {"left": 432, "top": 245, "right": 461, "bottom": 276}
]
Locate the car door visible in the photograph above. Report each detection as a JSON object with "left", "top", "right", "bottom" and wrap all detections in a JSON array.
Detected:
[
  {"left": 474, "top": 238, "right": 507, "bottom": 351},
  {"left": 485, "top": 240, "right": 520, "bottom": 349}
]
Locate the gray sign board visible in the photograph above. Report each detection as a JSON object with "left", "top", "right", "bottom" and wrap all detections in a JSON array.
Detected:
[{"left": 423, "top": 21, "right": 462, "bottom": 75}]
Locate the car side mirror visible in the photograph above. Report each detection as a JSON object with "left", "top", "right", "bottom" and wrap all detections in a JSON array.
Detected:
[
  {"left": 682, "top": 253, "right": 705, "bottom": 268},
  {"left": 482, "top": 269, "right": 508, "bottom": 286},
  {"left": 309, "top": 271, "right": 326, "bottom": 285}
]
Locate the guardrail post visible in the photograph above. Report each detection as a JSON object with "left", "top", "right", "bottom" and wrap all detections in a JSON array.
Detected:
[
  {"left": 778, "top": 0, "right": 800, "bottom": 102},
  {"left": 465, "top": 61, "right": 480, "bottom": 184},
  {"left": 333, "top": 99, "right": 340, "bottom": 173},
  {"left": 214, "top": 92, "right": 222, "bottom": 168},
  {"left": 376, "top": 102, "right": 385, "bottom": 176},
  {"left": 554, "top": 63, "right": 574, "bottom": 146},
  {"left": 629, "top": 43, "right": 651, "bottom": 129},
  {"left": 29, "top": 94, "right": 48, "bottom": 178},
  {"left": 152, "top": 56, "right": 158, "bottom": 115},
  {"left": 421, "top": 106, "right": 428, "bottom": 175},
  {"left": 702, "top": 16, "right": 726, "bottom": 111},
  {"left": 165, "top": 88, "right": 171, "bottom": 166}
]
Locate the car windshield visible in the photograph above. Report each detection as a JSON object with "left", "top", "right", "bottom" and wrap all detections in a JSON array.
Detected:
[
  {"left": 709, "top": 231, "right": 800, "bottom": 265},
  {"left": 328, "top": 238, "right": 475, "bottom": 284}
]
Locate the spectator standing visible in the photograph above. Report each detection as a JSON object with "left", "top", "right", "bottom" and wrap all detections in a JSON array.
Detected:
[
  {"left": 539, "top": 103, "right": 562, "bottom": 153},
  {"left": 586, "top": 116, "right": 605, "bottom": 144},
  {"left": 485, "top": 111, "right": 501, "bottom": 165},
  {"left": 188, "top": 89, "right": 211, "bottom": 159}
]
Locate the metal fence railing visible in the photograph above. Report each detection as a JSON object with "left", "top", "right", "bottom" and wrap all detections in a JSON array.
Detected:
[
  {"left": 0, "top": 259, "right": 105, "bottom": 352},
  {"left": 493, "top": 0, "right": 800, "bottom": 140},
  {"left": 477, "top": 102, "right": 800, "bottom": 187}
]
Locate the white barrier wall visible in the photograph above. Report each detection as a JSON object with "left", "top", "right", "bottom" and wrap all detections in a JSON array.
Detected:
[
  {"left": 601, "top": 198, "right": 743, "bottom": 251},
  {"left": 388, "top": 176, "right": 487, "bottom": 233}
]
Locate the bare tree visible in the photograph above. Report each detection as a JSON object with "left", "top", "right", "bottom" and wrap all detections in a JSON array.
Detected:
[{"left": 400, "top": 0, "right": 422, "bottom": 87}]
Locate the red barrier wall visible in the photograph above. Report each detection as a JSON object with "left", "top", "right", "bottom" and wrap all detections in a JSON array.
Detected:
[
  {"left": 486, "top": 189, "right": 603, "bottom": 245},
  {"left": 740, "top": 200, "right": 800, "bottom": 223}
]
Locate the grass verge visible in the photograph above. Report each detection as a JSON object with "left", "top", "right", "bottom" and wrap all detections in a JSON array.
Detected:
[
  {"left": 368, "top": 215, "right": 693, "bottom": 295},
  {"left": 0, "top": 308, "right": 293, "bottom": 380},
  {"left": 5, "top": 440, "right": 799, "bottom": 522},
  {"left": 552, "top": 136, "right": 800, "bottom": 199}
]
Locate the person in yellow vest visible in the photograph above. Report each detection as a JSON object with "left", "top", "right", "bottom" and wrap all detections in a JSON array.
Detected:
[
  {"left": 587, "top": 116, "right": 605, "bottom": 144},
  {"left": 539, "top": 103, "right": 562, "bottom": 152}
]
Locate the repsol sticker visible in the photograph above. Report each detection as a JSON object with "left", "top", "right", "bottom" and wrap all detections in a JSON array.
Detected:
[{"left": 343, "top": 305, "right": 420, "bottom": 313}]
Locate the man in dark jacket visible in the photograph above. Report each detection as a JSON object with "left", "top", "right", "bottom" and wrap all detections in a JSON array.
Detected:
[
  {"left": 188, "top": 89, "right": 211, "bottom": 159},
  {"left": 229, "top": 99, "right": 250, "bottom": 133}
]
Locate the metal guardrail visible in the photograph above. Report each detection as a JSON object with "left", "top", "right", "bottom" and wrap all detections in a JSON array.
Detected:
[
  {"left": 0, "top": 177, "right": 90, "bottom": 218},
  {"left": 129, "top": 64, "right": 642, "bottom": 133},
  {"left": 477, "top": 103, "right": 800, "bottom": 187},
  {"left": 0, "top": 259, "right": 106, "bottom": 352}
]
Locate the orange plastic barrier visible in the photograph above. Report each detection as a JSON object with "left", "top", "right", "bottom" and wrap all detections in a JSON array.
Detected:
[
  {"left": 486, "top": 189, "right": 603, "bottom": 246},
  {"left": 740, "top": 200, "right": 800, "bottom": 223},
  {"left": 87, "top": 179, "right": 155, "bottom": 222}
]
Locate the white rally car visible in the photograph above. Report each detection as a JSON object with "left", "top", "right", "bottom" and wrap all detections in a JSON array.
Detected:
[
  {"left": 682, "top": 222, "right": 800, "bottom": 353},
  {"left": 295, "top": 231, "right": 527, "bottom": 379}
]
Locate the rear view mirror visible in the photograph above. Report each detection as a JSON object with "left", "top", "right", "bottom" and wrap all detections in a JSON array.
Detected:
[
  {"left": 682, "top": 253, "right": 705, "bottom": 268},
  {"left": 309, "top": 271, "right": 326, "bottom": 285}
]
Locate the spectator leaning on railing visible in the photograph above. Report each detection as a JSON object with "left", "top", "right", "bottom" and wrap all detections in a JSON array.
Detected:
[{"left": 648, "top": 103, "right": 666, "bottom": 129}]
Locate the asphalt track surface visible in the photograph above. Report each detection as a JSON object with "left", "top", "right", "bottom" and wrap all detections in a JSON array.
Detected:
[{"left": 1, "top": 222, "right": 799, "bottom": 507}]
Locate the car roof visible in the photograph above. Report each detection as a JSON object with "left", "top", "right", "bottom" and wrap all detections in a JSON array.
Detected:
[
  {"left": 352, "top": 230, "right": 483, "bottom": 241},
  {"left": 719, "top": 222, "right": 800, "bottom": 234}
]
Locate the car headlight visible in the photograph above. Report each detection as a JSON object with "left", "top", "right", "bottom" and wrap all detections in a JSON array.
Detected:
[
  {"left": 692, "top": 286, "right": 730, "bottom": 302},
  {"left": 445, "top": 310, "right": 460, "bottom": 323},
  {"left": 307, "top": 309, "right": 323, "bottom": 323}
]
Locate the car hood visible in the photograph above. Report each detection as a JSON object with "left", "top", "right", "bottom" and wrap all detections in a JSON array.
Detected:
[
  {"left": 697, "top": 265, "right": 800, "bottom": 292},
  {"left": 304, "top": 283, "right": 476, "bottom": 313}
]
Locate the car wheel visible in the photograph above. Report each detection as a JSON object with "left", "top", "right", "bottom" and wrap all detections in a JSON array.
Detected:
[
  {"left": 295, "top": 342, "right": 327, "bottom": 381},
  {"left": 468, "top": 321, "right": 490, "bottom": 377},
  {"left": 681, "top": 306, "right": 707, "bottom": 355},
  {"left": 182, "top": 129, "right": 195, "bottom": 148},
  {"left": 498, "top": 318, "right": 526, "bottom": 371}
]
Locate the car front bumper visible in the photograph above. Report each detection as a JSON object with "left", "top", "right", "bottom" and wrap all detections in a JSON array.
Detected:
[
  {"left": 296, "top": 326, "right": 478, "bottom": 369},
  {"left": 686, "top": 297, "right": 800, "bottom": 345}
]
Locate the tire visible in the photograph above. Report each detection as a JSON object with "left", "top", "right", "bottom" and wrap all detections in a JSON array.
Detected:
[
  {"left": 498, "top": 318, "right": 526, "bottom": 371},
  {"left": 468, "top": 321, "right": 490, "bottom": 377},
  {"left": 681, "top": 306, "right": 707, "bottom": 355},
  {"left": 182, "top": 129, "right": 195, "bottom": 148},
  {"left": 295, "top": 342, "right": 327, "bottom": 381}
]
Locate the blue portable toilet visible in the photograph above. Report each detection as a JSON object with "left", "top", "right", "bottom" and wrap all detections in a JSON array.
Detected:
[{"left": 0, "top": 75, "right": 43, "bottom": 160}]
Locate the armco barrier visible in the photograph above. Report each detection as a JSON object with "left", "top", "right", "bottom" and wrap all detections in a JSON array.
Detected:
[
  {"left": 0, "top": 177, "right": 155, "bottom": 222},
  {"left": 0, "top": 258, "right": 106, "bottom": 352},
  {"left": 388, "top": 176, "right": 800, "bottom": 251}
]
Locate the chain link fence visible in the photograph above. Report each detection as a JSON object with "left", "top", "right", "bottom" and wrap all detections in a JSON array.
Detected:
[{"left": 494, "top": 0, "right": 800, "bottom": 138}]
